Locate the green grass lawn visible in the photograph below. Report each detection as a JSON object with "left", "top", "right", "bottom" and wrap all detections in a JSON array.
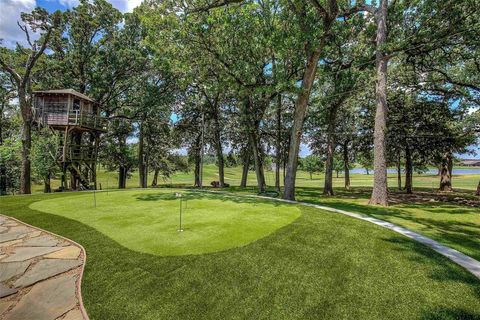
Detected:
[
  {"left": 1, "top": 190, "right": 480, "bottom": 319},
  {"left": 29, "top": 189, "right": 301, "bottom": 256},
  {"left": 289, "top": 187, "right": 480, "bottom": 261},
  {"left": 30, "top": 164, "right": 480, "bottom": 193}
]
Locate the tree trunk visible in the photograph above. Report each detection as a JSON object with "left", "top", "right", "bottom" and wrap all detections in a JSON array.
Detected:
[
  {"left": 476, "top": 181, "right": 480, "bottom": 196},
  {"left": 343, "top": 142, "right": 351, "bottom": 190},
  {"left": 213, "top": 104, "right": 225, "bottom": 187},
  {"left": 138, "top": 121, "right": 147, "bottom": 188},
  {"left": 19, "top": 93, "right": 32, "bottom": 194},
  {"left": 323, "top": 104, "right": 338, "bottom": 196},
  {"left": 249, "top": 131, "right": 266, "bottom": 193},
  {"left": 92, "top": 133, "right": 99, "bottom": 190},
  {"left": 118, "top": 166, "right": 127, "bottom": 189},
  {"left": 0, "top": 106, "right": 6, "bottom": 195},
  {"left": 245, "top": 98, "right": 266, "bottom": 193},
  {"left": 44, "top": 175, "right": 51, "bottom": 193},
  {"left": 439, "top": 152, "right": 453, "bottom": 191},
  {"left": 283, "top": 48, "right": 323, "bottom": 200},
  {"left": 193, "top": 134, "right": 202, "bottom": 187},
  {"left": 369, "top": 0, "right": 389, "bottom": 206},
  {"left": 405, "top": 144, "right": 413, "bottom": 194},
  {"left": 240, "top": 152, "right": 250, "bottom": 188},
  {"left": 275, "top": 93, "right": 282, "bottom": 191},
  {"left": 151, "top": 168, "right": 159, "bottom": 187},
  {"left": 396, "top": 153, "right": 402, "bottom": 191}
]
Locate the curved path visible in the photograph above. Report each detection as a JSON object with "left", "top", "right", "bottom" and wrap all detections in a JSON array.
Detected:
[
  {"left": 202, "top": 190, "right": 480, "bottom": 280},
  {"left": 0, "top": 214, "right": 88, "bottom": 320}
]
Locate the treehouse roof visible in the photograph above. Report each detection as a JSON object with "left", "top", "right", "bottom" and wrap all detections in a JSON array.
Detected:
[{"left": 33, "top": 89, "right": 96, "bottom": 103}]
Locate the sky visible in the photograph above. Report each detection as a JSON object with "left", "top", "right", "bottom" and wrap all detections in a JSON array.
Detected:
[
  {"left": 1, "top": 0, "right": 478, "bottom": 159},
  {"left": 0, "top": 0, "right": 142, "bottom": 47}
]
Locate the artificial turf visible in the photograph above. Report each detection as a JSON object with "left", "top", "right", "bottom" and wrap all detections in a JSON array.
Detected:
[
  {"left": 1, "top": 190, "right": 480, "bottom": 319},
  {"left": 29, "top": 189, "right": 301, "bottom": 256}
]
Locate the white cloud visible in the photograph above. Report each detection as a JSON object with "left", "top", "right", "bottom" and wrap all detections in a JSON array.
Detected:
[
  {"left": 108, "top": 0, "right": 142, "bottom": 13},
  {"left": 58, "top": 0, "right": 80, "bottom": 7},
  {"left": 0, "top": 0, "right": 144, "bottom": 47},
  {"left": 125, "top": 0, "right": 142, "bottom": 12},
  {"left": 0, "top": 0, "right": 36, "bottom": 47}
]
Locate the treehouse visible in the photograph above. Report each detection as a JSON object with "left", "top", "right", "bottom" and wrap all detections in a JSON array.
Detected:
[{"left": 33, "top": 89, "right": 107, "bottom": 191}]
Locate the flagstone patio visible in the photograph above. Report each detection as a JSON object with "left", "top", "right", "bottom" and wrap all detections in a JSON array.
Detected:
[{"left": 0, "top": 215, "right": 88, "bottom": 320}]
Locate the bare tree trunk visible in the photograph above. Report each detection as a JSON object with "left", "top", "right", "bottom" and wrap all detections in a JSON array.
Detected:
[
  {"left": 248, "top": 131, "right": 266, "bottom": 193},
  {"left": 343, "top": 141, "right": 351, "bottom": 190},
  {"left": 19, "top": 92, "right": 32, "bottom": 194},
  {"left": 244, "top": 98, "right": 266, "bottom": 193},
  {"left": 212, "top": 104, "right": 225, "bottom": 187},
  {"left": 405, "top": 144, "right": 413, "bottom": 194},
  {"left": 92, "top": 133, "right": 99, "bottom": 190},
  {"left": 283, "top": 48, "right": 323, "bottom": 200},
  {"left": 324, "top": 104, "right": 338, "bottom": 196},
  {"left": 396, "top": 153, "right": 402, "bottom": 191},
  {"left": 275, "top": 94, "right": 282, "bottom": 191},
  {"left": 369, "top": 0, "right": 389, "bottom": 206},
  {"left": 240, "top": 149, "right": 249, "bottom": 188},
  {"left": 476, "top": 181, "right": 480, "bottom": 196},
  {"left": 44, "top": 175, "right": 51, "bottom": 193},
  {"left": 138, "top": 122, "right": 147, "bottom": 188},
  {"left": 439, "top": 152, "right": 453, "bottom": 191},
  {"left": 0, "top": 104, "right": 6, "bottom": 195},
  {"left": 193, "top": 134, "right": 202, "bottom": 187},
  {"left": 151, "top": 168, "right": 159, "bottom": 187},
  {"left": 118, "top": 166, "right": 127, "bottom": 189}
]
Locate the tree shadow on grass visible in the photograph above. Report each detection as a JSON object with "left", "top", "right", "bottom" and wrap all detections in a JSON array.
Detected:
[
  {"left": 282, "top": 187, "right": 480, "bottom": 262},
  {"left": 133, "top": 190, "right": 287, "bottom": 207},
  {"left": 422, "top": 308, "right": 480, "bottom": 320},
  {"left": 382, "top": 236, "right": 480, "bottom": 296}
]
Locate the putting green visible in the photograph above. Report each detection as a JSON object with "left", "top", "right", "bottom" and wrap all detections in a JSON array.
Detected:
[{"left": 29, "top": 189, "right": 301, "bottom": 256}]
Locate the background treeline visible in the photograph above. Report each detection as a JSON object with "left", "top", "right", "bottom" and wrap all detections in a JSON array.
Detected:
[{"left": 0, "top": 0, "right": 479, "bottom": 202}]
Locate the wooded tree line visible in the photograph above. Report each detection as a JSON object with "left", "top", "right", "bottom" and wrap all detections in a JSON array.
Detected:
[{"left": 0, "top": 0, "right": 479, "bottom": 203}]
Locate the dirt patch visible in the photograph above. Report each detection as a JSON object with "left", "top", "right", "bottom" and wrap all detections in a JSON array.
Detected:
[{"left": 388, "top": 190, "right": 480, "bottom": 208}]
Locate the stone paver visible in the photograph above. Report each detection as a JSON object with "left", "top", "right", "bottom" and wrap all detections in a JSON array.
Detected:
[
  {"left": 0, "top": 299, "right": 14, "bottom": 314},
  {"left": 45, "top": 246, "right": 81, "bottom": 260},
  {"left": 21, "top": 234, "right": 59, "bottom": 247},
  {"left": 4, "top": 274, "right": 77, "bottom": 320},
  {"left": 2, "top": 246, "right": 62, "bottom": 262},
  {"left": 63, "top": 308, "right": 84, "bottom": 320},
  {"left": 0, "top": 284, "right": 17, "bottom": 298},
  {"left": 14, "top": 259, "right": 82, "bottom": 288},
  {"left": 0, "top": 261, "right": 30, "bottom": 282},
  {"left": 0, "top": 239, "right": 22, "bottom": 248},
  {"left": 0, "top": 232, "right": 27, "bottom": 243},
  {"left": 29, "top": 230, "right": 42, "bottom": 237},
  {"left": 9, "top": 226, "right": 30, "bottom": 235},
  {"left": 0, "top": 215, "right": 87, "bottom": 319}
]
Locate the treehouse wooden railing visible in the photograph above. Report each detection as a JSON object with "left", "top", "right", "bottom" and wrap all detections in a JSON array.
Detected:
[
  {"left": 58, "top": 144, "right": 96, "bottom": 162},
  {"left": 33, "top": 108, "right": 107, "bottom": 131}
]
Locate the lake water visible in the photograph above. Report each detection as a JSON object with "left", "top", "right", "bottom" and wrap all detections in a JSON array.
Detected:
[{"left": 349, "top": 168, "right": 480, "bottom": 175}]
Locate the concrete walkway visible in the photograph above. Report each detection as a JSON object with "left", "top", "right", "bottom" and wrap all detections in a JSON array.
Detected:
[
  {"left": 202, "top": 190, "right": 480, "bottom": 280},
  {"left": 0, "top": 215, "right": 88, "bottom": 320}
]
